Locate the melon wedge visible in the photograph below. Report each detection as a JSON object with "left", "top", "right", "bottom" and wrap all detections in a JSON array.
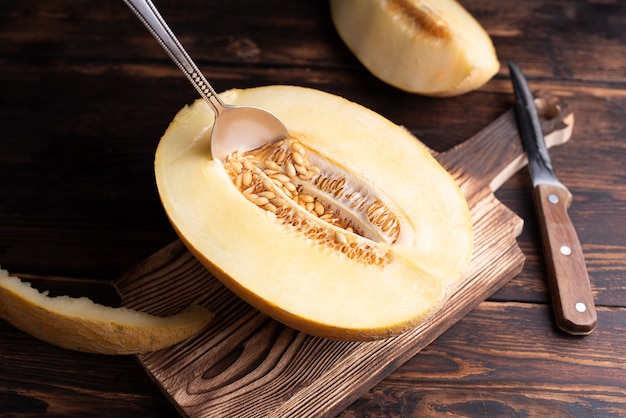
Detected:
[
  {"left": 155, "top": 85, "right": 473, "bottom": 340},
  {"left": 330, "top": 0, "right": 499, "bottom": 96},
  {"left": 0, "top": 267, "right": 213, "bottom": 354}
]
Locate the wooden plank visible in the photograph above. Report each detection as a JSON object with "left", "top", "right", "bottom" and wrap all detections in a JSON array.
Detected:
[
  {"left": 2, "top": 295, "right": 625, "bottom": 417},
  {"left": 341, "top": 302, "right": 626, "bottom": 417},
  {"left": 2, "top": 1, "right": 625, "bottom": 84},
  {"left": 0, "top": 320, "right": 179, "bottom": 417}
]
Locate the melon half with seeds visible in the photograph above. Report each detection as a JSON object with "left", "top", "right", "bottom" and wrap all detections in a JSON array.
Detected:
[{"left": 155, "top": 86, "right": 473, "bottom": 340}]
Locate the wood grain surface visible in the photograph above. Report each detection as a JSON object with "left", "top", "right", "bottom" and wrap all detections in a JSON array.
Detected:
[{"left": 1, "top": 0, "right": 626, "bottom": 417}]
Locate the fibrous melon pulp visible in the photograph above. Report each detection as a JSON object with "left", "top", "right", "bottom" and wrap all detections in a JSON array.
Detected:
[
  {"left": 330, "top": 0, "right": 499, "bottom": 96},
  {"left": 155, "top": 86, "right": 473, "bottom": 340}
]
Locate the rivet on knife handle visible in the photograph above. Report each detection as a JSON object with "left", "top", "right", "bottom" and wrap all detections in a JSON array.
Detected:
[{"left": 509, "top": 61, "right": 597, "bottom": 335}]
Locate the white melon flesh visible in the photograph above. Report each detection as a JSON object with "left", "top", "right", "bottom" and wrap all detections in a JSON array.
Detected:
[{"left": 330, "top": 0, "right": 500, "bottom": 96}]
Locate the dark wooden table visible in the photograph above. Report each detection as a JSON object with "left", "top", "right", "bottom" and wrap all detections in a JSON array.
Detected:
[{"left": 1, "top": 1, "right": 625, "bottom": 416}]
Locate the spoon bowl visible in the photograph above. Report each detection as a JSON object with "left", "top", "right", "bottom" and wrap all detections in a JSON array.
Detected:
[
  {"left": 209, "top": 101, "right": 290, "bottom": 161},
  {"left": 123, "top": 0, "right": 288, "bottom": 160}
]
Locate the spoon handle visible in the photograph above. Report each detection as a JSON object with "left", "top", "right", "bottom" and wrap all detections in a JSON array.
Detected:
[{"left": 123, "top": 0, "right": 225, "bottom": 114}]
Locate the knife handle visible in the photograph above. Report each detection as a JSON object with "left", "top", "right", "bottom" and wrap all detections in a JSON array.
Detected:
[{"left": 533, "top": 183, "right": 597, "bottom": 335}]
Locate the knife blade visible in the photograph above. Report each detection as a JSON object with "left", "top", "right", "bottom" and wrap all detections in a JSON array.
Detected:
[{"left": 509, "top": 60, "right": 597, "bottom": 335}]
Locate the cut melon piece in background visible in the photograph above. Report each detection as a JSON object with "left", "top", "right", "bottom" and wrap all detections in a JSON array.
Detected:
[{"left": 330, "top": 0, "right": 500, "bottom": 96}]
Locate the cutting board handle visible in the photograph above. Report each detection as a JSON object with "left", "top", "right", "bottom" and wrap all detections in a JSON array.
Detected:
[{"left": 436, "top": 90, "right": 574, "bottom": 198}]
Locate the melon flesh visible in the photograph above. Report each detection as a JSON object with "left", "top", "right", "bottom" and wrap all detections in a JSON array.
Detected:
[
  {"left": 330, "top": 0, "right": 499, "bottom": 96},
  {"left": 155, "top": 86, "right": 473, "bottom": 340}
]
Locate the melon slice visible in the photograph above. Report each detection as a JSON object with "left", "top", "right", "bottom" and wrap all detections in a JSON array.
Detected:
[
  {"left": 330, "top": 0, "right": 499, "bottom": 96},
  {"left": 155, "top": 85, "right": 473, "bottom": 340},
  {"left": 0, "top": 267, "right": 213, "bottom": 354}
]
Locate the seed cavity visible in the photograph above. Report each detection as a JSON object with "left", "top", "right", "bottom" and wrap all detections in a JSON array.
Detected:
[{"left": 223, "top": 138, "right": 403, "bottom": 266}]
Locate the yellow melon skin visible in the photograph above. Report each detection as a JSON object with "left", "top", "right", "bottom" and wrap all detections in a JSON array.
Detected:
[
  {"left": 155, "top": 86, "right": 473, "bottom": 340},
  {"left": 0, "top": 268, "right": 213, "bottom": 354},
  {"left": 330, "top": 0, "right": 500, "bottom": 96}
]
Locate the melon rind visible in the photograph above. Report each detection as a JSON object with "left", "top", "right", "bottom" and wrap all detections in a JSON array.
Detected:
[{"left": 0, "top": 267, "right": 213, "bottom": 354}]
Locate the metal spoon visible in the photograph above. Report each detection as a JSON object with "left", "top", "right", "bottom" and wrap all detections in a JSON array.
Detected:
[{"left": 123, "top": 0, "right": 288, "bottom": 161}]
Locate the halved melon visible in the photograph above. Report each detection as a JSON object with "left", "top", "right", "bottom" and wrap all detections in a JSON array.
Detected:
[
  {"left": 155, "top": 85, "right": 473, "bottom": 340},
  {"left": 330, "top": 0, "right": 499, "bottom": 96}
]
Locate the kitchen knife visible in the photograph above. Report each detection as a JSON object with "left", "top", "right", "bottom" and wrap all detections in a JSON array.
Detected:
[{"left": 509, "top": 61, "right": 597, "bottom": 335}]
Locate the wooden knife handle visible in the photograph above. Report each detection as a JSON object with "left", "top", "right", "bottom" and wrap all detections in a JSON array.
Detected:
[{"left": 533, "top": 183, "right": 597, "bottom": 335}]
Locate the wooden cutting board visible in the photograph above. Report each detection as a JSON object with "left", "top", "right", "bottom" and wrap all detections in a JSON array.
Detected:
[{"left": 113, "top": 91, "right": 573, "bottom": 417}]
